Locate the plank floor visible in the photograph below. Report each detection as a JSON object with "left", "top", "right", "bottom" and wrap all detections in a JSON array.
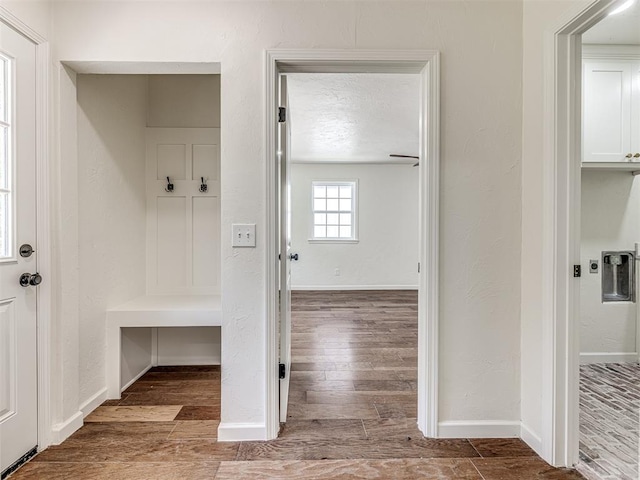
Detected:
[
  {"left": 578, "top": 363, "right": 640, "bottom": 480},
  {"left": 8, "top": 291, "right": 585, "bottom": 479}
]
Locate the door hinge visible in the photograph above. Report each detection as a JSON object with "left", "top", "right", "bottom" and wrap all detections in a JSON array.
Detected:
[
  {"left": 418, "top": 262, "right": 420, "bottom": 273},
  {"left": 278, "top": 107, "right": 286, "bottom": 123},
  {"left": 279, "top": 363, "right": 286, "bottom": 379},
  {"left": 573, "top": 265, "right": 581, "bottom": 278}
]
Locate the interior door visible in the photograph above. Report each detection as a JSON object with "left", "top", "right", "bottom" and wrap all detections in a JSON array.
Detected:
[
  {"left": 0, "top": 22, "right": 39, "bottom": 475},
  {"left": 278, "top": 74, "right": 292, "bottom": 423}
]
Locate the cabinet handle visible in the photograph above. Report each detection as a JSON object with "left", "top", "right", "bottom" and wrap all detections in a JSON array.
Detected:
[
  {"left": 625, "top": 153, "right": 633, "bottom": 159},
  {"left": 634, "top": 153, "right": 640, "bottom": 158}
]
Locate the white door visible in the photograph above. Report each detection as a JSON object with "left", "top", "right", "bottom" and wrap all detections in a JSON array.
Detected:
[
  {"left": 0, "top": 22, "right": 39, "bottom": 475},
  {"left": 278, "top": 75, "right": 293, "bottom": 423}
]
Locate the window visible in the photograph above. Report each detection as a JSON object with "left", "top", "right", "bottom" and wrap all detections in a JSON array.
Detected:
[
  {"left": 311, "top": 181, "right": 357, "bottom": 241},
  {"left": 0, "top": 54, "right": 12, "bottom": 260}
]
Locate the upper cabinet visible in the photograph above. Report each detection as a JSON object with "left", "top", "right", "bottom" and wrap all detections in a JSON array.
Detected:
[{"left": 583, "top": 47, "right": 640, "bottom": 164}]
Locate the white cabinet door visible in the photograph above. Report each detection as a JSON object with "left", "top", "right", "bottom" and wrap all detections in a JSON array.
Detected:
[
  {"left": 583, "top": 60, "right": 633, "bottom": 162},
  {"left": 632, "top": 62, "right": 640, "bottom": 157},
  {"left": 0, "top": 21, "right": 38, "bottom": 475}
]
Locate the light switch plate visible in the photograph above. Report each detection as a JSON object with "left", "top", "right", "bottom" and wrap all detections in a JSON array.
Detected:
[{"left": 232, "top": 224, "right": 256, "bottom": 247}]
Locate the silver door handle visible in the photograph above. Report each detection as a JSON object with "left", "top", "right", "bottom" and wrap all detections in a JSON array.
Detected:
[
  {"left": 19, "top": 273, "right": 42, "bottom": 287},
  {"left": 289, "top": 253, "right": 299, "bottom": 261}
]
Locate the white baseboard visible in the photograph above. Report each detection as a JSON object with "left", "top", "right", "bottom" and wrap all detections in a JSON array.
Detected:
[
  {"left": 121, "top": 363, "right": 153, "bottom": 394},
  {"left": 579, "top": 352, "right": 638, "bottom": 364},
  {"left": 292, "top": 285, "right": 418, "bottom": 291},
  {"left": 520, "top": 422, "right": 543, "bottom": 457},
  {"left": 50, "top": 411, "right": 83, "bottom": 445},
  {"left": 79, "top": 388, "right": 108, "bottom": 418},
  {"left": 438, "top": 420, "right": 520, "bottom": 438},
  {"left": 217, "top": 422, "right": 268, "bottom": 442}
]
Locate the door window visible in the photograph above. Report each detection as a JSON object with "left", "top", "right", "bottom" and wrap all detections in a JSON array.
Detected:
[{"left": 0, "top": 54, "right": 12, "bottom": 260}]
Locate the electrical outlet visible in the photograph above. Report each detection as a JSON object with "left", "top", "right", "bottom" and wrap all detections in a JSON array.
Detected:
[{"left": 232, "top": 224, "right": 256, "bottom": 247}]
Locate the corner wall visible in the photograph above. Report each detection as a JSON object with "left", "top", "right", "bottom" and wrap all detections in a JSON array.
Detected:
[
  {"left": 291, "top": 163, "right": 418, "bottom": 290},
  {"left": 77, "top": 74, "right": 148, "bottom": 403}
]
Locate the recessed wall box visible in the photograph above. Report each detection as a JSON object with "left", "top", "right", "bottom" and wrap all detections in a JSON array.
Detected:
[{"left": 602, "top": 251, "right": 635, "bottom": 302}]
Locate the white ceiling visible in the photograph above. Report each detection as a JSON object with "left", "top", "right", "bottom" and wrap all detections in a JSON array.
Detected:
[
  {"left": 286, "top": 73, "right": 420, "bottom": 164},
  {"left": 582, "top": 1, "right": 640, "bottom": 45}
]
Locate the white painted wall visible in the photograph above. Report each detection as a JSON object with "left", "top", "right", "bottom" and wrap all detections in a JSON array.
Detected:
[
  {"left": 520, "top": 0, "right": 592, "bottom": 455},
  {"left": 291, "top": 163, "right": 418, "bottom": 289},
  {"left": 0, "top": 0, "right": 525, "bottom": 441},
  {"left": 580, "top": 171, "right": 638, "bottom": 358},
  {"left": 77, "top": 75, "right": 148, "bottom": 401},
  {"left": 147, "top": 75, "right": 220, "bottom": 128}
]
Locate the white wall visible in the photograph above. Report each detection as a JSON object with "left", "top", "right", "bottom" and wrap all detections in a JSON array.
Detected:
[
  {"left": 291, "top": 163, "right": 418, "bottom": 289},
  {"left": 580, "top": 171, "right": 638, "bottom": 358},
  {"left": 520, "top": 0, "right": 592, "bottom": 455},
  {"left": 4, "top": 0, "right": 525, "bottom": 441},
  {"left": 147, "top": 74, "right": 220, "bottom": 128},
  {"left": 77, "top": 75, "right": 148, "bottom": 401}
]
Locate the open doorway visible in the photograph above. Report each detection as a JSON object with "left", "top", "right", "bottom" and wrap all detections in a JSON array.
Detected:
[
  {"left": 265, "top": 50, "right": 441, "bottom": 441},
  {"left": 282, "top": 73, "right": 420, "bottom": 429},
  {"left": 578, "top": 4, "right": 640, "bottom": 479}
]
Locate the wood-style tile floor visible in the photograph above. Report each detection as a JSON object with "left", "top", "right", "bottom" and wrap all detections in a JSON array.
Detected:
[
  {"left": 9, "top": 291, "right": 585, "bottom": 479},
  {"left": 578, "top": 363, "right": 640, "bottom": 480}
]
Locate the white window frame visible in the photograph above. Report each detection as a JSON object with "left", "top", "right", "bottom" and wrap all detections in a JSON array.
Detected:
[
  {"left": 309, "top": 180, "right": 358, "bottom": 243},
  {"left": 0, "top": 51, "right": 15, "bottom": 263}
]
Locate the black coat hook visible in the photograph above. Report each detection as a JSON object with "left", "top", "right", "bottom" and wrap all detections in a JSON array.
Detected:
[
  {"left": 165, "top": 177, "right": 174, "bottom": 192},
  {"left": 199, "top": 177, "right": 208, "bottom": 193}
]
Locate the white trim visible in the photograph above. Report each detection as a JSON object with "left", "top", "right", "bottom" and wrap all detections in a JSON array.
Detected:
[
  {"left": 50, "top": 412, "right": 82, "bottom": 445},
  {"left": 79, "top": 388, "right": 108, "bottom": 419},
  {"left": 265, "top": 49, "right": 440, "bottom": 441},
  {"left": 582, "top": 44, "right": 640, "bottom": 59},
  {"left": 120, "top": 364, "right": 153, "bottom": 394},
  {"left": 0, "top": 6, "right": 52, "bottom": 453},
  {"left": 579, "top": 352, "right": 638, "bottom": 364},
  {"left": 521, "top": 422, "right": 544, "bottom": 457},
  {"left": 217, "top": 422, "right": 267, "bottom": 442},
  {"left": 292, "top": 285, "right": 418, "bottom": 291},
  {"left": 61, "top": 61, "right": 220, "bottom": 75},
  {"left": 437, "top": 420, "right": 520, "bottom": 439},
  {"left": 542, "top": 0, "right": 622, "bottom": 468}
]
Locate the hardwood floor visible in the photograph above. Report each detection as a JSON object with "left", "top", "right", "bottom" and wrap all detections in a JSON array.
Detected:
[{"left": 8, "top": 291, "right": 585, "bottom": 479}]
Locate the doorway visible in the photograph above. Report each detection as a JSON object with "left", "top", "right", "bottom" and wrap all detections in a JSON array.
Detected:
[
  {"left": 544, "top": 0, "right": 639, "bottom": 471},
  {"left": 578, "top": 4, "right": 640, "bottom": 479},
  {"left": 264, "top": 50, "right": 441, "bottom": 440},
  {"left": 283, "top": 72, "right": 421, "bottom": 427}
]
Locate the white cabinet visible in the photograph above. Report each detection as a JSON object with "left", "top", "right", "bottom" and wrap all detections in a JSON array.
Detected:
[{"left": 583, "top": 56, "right": 640, "bottom": 163}]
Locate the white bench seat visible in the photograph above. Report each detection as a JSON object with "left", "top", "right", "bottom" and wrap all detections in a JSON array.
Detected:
[{"left": 106, "top": 295, "right": 222, "bottom": 398}]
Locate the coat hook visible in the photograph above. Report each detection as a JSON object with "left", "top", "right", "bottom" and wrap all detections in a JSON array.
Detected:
[
  {"left": 199, "top": 177, "right": 208, "bottom": 193},
  {"left": 165, "top": 176, "right": 174, "bottom": 192}
]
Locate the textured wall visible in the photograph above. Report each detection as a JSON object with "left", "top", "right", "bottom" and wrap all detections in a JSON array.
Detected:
[
  {"left": 46, "top": 0, "right": 523, "bottom": 435},
  {"left": 290, "top": 163, "right": 418, "bottom": 289},
  {"left": 77, "top": 75, "right": 148, "bottom": 402},
  {"left": 580, "top": 171, "right": 639, "bottom": 355}
]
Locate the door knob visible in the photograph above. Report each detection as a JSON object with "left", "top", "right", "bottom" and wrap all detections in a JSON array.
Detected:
[
  {"left": 289, "top": 253, "right": 299, "bottom": 261},
  {"left": 19, "top": 273, "right": 42, "bottom": 287}
]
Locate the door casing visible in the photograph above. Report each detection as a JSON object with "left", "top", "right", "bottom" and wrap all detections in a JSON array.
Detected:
[
  {"left": 264, "top": 49, "right": 441, "bottom": 440},
  {"left": 541, "top": 0, "right": 627, "bottom": 467},
  {"left": 0, "top": 6, "right": 51, "bottom": 453}
]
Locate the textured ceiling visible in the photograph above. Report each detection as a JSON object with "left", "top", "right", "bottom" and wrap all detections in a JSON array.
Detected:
[
  {"left": 583, "top": 1, "right": 640, "bottom": 45},
  {"left": 286, "top": 73, "right": 420, "bottom": 164}
]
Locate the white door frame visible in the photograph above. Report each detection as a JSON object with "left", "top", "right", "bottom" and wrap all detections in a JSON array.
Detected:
[
  {"left": 541, "top": 0, "right": 623, "bottom": 467},
  {"left": 0, "top": 7, "right": 52, "bottom": 452},
  {"left": 264, "top": 49, "right": 441, "bottom": 440}
]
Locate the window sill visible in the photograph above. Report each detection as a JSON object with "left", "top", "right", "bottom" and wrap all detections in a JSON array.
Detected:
[{"left": 308, "top": 239, "right": 359, "bottom": 244}]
